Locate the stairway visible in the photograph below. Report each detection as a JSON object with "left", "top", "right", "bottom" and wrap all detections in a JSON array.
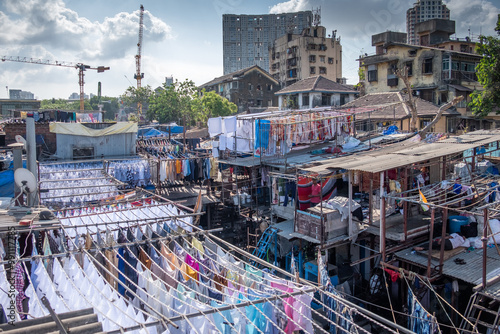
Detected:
[
  {"left": 252, "top": 226, "right": 278, "bottom": 267},
  {"left": 460, "top": 291, "right": 500, "bottom": 333}
]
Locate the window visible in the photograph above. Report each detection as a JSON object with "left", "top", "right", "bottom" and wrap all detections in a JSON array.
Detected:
[
  {"left": 256, "top": 84, "right": 262, "bottom": 91},
  {"left": 405, "top": 61, "right": 413, "bottom": 76},
  {"left": 321, "top": 93, "right": 331, "bottom": 106},
  {"left": 309, "top": 55, "right": 316, "bottom": 62},
  {"left": 308, "top": 44, "right": 316, "bottom": 50},
  {"left": 461, "top": 62, "right": 476, "bottom": 72},
  {"left": 302, "top": 93, "right": 309, "bottom": 106},
  {"left": 248, "top": 83, "right": 253, "bottom": 91},
  {"left": 387, "top": 63, "right": 398, "bottom": 86},
  {"left": 267, "top": 84, "right": 273, "bottom": 91},
  {"left": 422, "top": 58, "right": 433, "bottom": 74},
  {"left": 328, "top": 57, "right": 334, "bottom": 64},
  {"left": 319, "top": 44, "right": 327, "bottom": 51},
  {"left": 319, "top": 67, "right": 327, "bottom": 74},
  {"left": 319, "top": 56, "right": 325, "bottom": 63},
  {"left": 310, "top": 66, "right": 316, "bottom": 74},
  {"left": 367, "top": 65, "right": 378, "bottom": 82},
  {"left": 232, "top": 81, "right": 238, "bottom": 89}
]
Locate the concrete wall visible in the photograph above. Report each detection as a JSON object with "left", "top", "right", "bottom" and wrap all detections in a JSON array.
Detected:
[{"left": 55, "top": 133, "right": 136, "bottom": 159}]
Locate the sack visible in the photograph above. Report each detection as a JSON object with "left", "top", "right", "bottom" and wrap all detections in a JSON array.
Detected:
[{"left": 460, "top": 222, "right": 478, "bottom": 238}]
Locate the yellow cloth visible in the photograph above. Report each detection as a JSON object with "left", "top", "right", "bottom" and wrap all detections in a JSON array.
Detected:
[
  {"left": 181, "top": 262, "right": 198, "bottom": 281},
  {"left": 191, "top": 237, "right": 204, "bottom": 255}
]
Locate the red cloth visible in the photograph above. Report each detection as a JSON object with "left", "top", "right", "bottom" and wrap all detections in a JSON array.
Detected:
[
  {"left": 310, "top": 184, "right": 321, "bottom": 204},
  {"left": 384, "top": 268, "right": 399, "bottom": 282}
]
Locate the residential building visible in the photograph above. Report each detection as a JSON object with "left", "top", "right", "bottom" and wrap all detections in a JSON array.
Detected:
[
  {"left": 275, "top": 75, "right": 357, "bottom": 110},
  {"left": 406, "top": 0, "right": 451, "bottom": 45},
  {"left": 9, "top": 89, "right": 34, "bottom": 100},
  {"left": 0, "top": 99, "right": 40, "bottom": 117},
  {"left": 360, "top": 28, "right": 480, "bottom": 102},
  {"left": 269, "top": 26, "right": 343, "bottom": 87},
  {"left": 199, "top": 65, "right": 279, "bottom": 113},
  {"left": 222, "top": 11, "right": 313, "bottom": 74},
  {"left": 69, "top": 92, "right": 89, "bottom": 100},
  {"left": 165, "top": 76, "right": 174, "bottom": 87}
]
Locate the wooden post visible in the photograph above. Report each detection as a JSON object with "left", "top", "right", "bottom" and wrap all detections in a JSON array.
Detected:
[
  {"left": 439, "top": 208, "right": 448, "bottom": 275},
  {"left": 369, "top": 177, "right": 373, "bottom": 225},
  {"left": 348, "top": 170, "right": 353, "bottom": 238},
  {"left": 483, "top": 208, "right": 488, "bottom": 289},
  {"left": 379, "top": 171, "right": 385, "bottom": 256},
  {"left": 427, "top": 208, "right": 435, "bottom": 278},
  {"left": 403, "top": 168, "right": 408, "bottom": 241}
]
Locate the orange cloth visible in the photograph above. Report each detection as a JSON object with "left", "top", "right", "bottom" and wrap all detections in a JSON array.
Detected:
[
  {"left": 176, "top": 160, "right": 182, "bottom": 174},
  {"left": 139, "top": 248, "right": 152, "bottom": 271},
  {"left": 180, "top": 262, "right": 198, "bottom": 281}
]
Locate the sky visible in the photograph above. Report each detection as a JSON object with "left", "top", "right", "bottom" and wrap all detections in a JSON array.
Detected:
[{"left": 0, "top": 0, "right": 499, "bottom": 100}]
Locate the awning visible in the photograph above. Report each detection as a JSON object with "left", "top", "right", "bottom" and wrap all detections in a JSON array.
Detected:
[{"left": 448, "top": 84, "right": 473, "bottom": 92}]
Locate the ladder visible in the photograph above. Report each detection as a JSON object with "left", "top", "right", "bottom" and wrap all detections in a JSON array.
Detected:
[
  {"left": 460, "top": 291, "right": 500, "bottom": 333},
  {"left": 252, "top": 226, "right": 278, "bottom": 267}
]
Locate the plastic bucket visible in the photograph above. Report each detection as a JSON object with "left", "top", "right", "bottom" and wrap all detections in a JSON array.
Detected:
[{"left": 448, "top": 215, "right": 469, "bottom": 234}]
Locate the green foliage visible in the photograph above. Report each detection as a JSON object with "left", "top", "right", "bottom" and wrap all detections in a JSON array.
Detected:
[
  {"left": 469, "top": 15, "right": 500, "bottom": 117},
  {"left": 199, "top": 90, "right": 237, "bottom": 122},
  {"left": 40, "top": 98, "right": 71, "bottom": 110},
  {"left": 148, "top": 80, "right": 237, "bottom": 125},
  {"left": 89, "top": 95, "right": 120, "bottom": 120},
  {"left": 120, "top": 85, "right": 153, "bottom": 116}
]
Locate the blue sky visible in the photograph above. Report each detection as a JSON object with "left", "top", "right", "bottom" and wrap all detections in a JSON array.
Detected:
[{"left": 0, "top": 0, "right": 499, "bottom": 100}]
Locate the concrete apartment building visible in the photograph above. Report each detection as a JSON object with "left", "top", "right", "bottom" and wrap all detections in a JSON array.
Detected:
[
  {"left": 9, "top": 89, "right": 34, "bottom": 100},
  {"left": 222, "top": 11, "right": 313, "bottom": 74},
  {"left": 358, "top": 20, "right": 493, "bottom": 130},
  {"left": 269, "top": 26, "right": 343, "bottom": 87},
  {"left": 407, "top": 0, "right": 450, "bottom": 45}
]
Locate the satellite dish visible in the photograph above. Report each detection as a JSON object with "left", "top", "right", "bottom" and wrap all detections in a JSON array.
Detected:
[
  {"left": 14, "top": 168, "right": 37, "bottom": 194},
  {"left": 15, "top": 135, "right": 26, "bottom": 149}
]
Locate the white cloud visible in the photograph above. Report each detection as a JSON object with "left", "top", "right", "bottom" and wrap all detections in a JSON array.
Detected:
[
  {"left": 0, "top": 0, "right": 173, "bottom": 60},
  {"left": 269, "top": 0, "right": 309, "bottom": 14},
  {"left": 444, "top": 0, "right": 499, "bottom": 37}
]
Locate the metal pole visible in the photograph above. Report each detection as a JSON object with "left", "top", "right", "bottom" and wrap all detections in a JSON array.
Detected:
[
  {"left": 348, "top": 170, "right": 353, "bottom": 238},
  {"left": 26, "top": 117, "right": 38, "bottom": 206}
]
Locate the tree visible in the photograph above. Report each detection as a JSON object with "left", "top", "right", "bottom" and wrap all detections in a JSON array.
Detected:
[
  {"left": 469, "top": 15, "right": 500, "bottom": 117},
  {"left": 419, "top": 96, "right": 464, "bottom": 137},
  {"left": 40, "top": 98, "right": 71, "bottom": 110},
  {"left": 395, "top": 66, "right": 418, "bottom": 132},
  {"left": 120, "top": 85, "right": 153, "bottom": 117},
  {"left": 89, "top": 95, "right": 120, "bottom": 121},
  {"left": 199, "top": 90, "right": 237, "bottom": 122}
]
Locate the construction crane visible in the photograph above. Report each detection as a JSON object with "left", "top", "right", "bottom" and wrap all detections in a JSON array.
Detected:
[
  {"left": 1, "top": 56, "right": 110, "bottom": 111},
  {"left": 134, "top": 4, "right": 145, "bottom": 116}
]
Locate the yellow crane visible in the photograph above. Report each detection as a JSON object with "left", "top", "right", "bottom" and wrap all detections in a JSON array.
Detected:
[{"left": 1, "top": 56, "right": 110, "bottom": 111}]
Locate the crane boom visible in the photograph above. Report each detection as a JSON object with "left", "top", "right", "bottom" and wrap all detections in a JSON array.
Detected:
[
  {"left": 134, "top": 4, "right": 145, "bottom": 116},
  {"left": 1, "top": 56, "right": 109, "bottom": 111}
]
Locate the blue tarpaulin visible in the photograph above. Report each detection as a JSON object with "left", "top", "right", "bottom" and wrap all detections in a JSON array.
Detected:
[{"left": 0, "top": 160, "right": 27, "bottom": 198}]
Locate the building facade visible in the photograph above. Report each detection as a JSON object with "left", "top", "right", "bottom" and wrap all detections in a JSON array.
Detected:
[
  {"left": 269, "top": 26, "right": 343, "bottom": 88},
  {"left": 275, "top": 75, "right": 357, "bottom": 110},
  {"left": 358, "top": 27, "right": 495, "bottom": 130},
  {"left": 222, "top": 11, "right": 312, "bottom": 75},
  {"left": 9, "top": 89, "right": 34, "bottom": 100},
  {"left": 406, "top": 0, "right": 450, "bottom": 45},
  {"left": 199, "top": 65, "right": 279, "bottom": 113}
]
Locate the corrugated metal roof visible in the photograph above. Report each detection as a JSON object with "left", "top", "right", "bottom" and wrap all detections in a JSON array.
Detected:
[
  {"left": 302, "top": 131, "right": 500, "bottom": 174},
  {"left": 395, "top": 247, "right": 500, "bottom": 285}
]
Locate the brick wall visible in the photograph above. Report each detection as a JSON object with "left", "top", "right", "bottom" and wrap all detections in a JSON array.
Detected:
[{"left": 3, "top": 122, "right": 57, "bottom": 154}]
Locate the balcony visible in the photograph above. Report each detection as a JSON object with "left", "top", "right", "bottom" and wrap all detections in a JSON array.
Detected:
[{"left": 442, "top": 70, "right": 478, "bottom": 83}]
